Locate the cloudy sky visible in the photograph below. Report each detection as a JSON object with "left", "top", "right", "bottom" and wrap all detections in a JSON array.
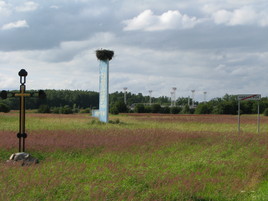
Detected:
[{"left": 0, "top": 0, "right": 267, "bottom": 101}]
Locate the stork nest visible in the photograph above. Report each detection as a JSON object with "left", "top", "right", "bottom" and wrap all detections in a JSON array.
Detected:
[{"left": 96, "top": 49, "right": 114, "bottom": 61}]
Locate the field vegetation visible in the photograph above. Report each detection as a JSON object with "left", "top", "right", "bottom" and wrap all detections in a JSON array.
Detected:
[{"left": 0, "top": 112, "right": 267, "bottom": 200}]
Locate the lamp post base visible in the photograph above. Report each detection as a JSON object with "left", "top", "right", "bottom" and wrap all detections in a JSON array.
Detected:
[{"left": 6, "top": 152, "right": 39, "bottom": 166}]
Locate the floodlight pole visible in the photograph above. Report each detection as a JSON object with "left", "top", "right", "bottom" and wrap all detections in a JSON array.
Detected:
[
  {"left": 149, "top": 90, "right": 152, "bottom": 106},
  {"left": 172, "top": 87, "right": 177, "bottom": 107},
  {"left": 191, "top": 90, "right": 195, "bottom": 108},
  {"left": 123, "top": 87, "right": 128, "bottom": 105},
  {"left": 170, "top": 92, "right": 174, "bottom": 107}
]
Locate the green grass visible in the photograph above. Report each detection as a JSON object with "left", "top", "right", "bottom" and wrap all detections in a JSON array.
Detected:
[
  {"left": 1, "top": 113, "right": 267, "bottom": 133},
  {"left": 0, "top": 112, "right": 267, "bottom": 200}
]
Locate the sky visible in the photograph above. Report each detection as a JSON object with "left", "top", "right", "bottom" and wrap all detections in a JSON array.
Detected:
[{"left": 0, "top": 0, "right": 268, "bottom": 101}]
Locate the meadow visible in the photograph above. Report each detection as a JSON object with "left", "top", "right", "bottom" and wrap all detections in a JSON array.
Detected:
[{"left": 0, "top": 112, "right": 267, "bottom": 201}]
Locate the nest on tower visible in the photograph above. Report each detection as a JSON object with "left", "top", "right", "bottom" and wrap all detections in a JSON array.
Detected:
[{"left": 96, "top": 49, "right": 114, "bottom": 61}]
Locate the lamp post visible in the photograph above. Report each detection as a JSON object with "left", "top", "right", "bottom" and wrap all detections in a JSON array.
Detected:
[
  {"left": 172, "top": 87, "right": 177, "bottom": 107},
  {"left": 123, "top": 87, "right": 128, "bottom": 105},
  {"left": 149, "top": 90, "right": 152, "bottom": 106},
  {"left": 191, "top": 90, "right": 195, "bottom": 108},
  {"left": 170, "top": 91, "right": 174, "bottom": 107}
]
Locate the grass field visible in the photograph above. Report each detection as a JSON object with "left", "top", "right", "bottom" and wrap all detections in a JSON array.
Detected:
[{"left": 0, "top": 112, "right": 267, "bottom": 201}]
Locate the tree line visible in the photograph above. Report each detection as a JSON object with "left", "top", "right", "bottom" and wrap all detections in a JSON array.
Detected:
[
  {"left": 0, "top": 90, "right": 166, "bottom": 113},
  {"left": 1, "top": 90, "right": 268, "bottom": 115}
]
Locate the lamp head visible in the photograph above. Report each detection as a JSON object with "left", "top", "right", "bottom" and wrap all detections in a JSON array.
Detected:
[{"left": 18, "top": 69, "right": 28, "bottom": 77}]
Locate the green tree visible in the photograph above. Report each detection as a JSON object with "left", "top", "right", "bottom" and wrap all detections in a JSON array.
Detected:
[
  {"left": 0, "top": 103, "right": 10, "bottom": 113},
  {"left": 151, "top": 104, "right": 161, "bottom": 113},
  {"left": 61, "top": 105, "right": 73, "bottom": 114},
  {"left": 161, "top": 106, "right": 170, "bottom": 114},
  {"left": 110, "top": 101, "right": 128, "bottom": 115},
  {"left": 170, "top": 107, "right": 181, "bottom": 114},
  {"left": 134, "top": 104, "right": 145, "bottom": 113},
  {"left": 213, "top": 101, "right": 236, "bottom": 114},
  {"left": 181, "top": 105, "right": 191, "bottom": 114},
  {"left": 195, "top": 103, "right": 213, "bottom": 114}
]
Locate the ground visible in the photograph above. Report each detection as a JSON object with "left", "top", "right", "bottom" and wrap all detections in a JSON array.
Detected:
[{"left": 0, "top": 112, "right": 267, "bottom": 200}]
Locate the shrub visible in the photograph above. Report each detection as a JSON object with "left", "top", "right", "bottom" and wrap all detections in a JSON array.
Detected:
[
  {"left": 51, "top": 107, "right": 60, "bottom": 114},
  {"left": 109, "top": 119, "right": 120, "bottom": 124},
  {"left": 134, "top": 104, "right": 145, "bottom": 113},
  {"left": 195, "top": 103, "right": 212, "bottom": 114},
  {"left": 80, "top": 108, "right": 90, "bottom": 114},
  {"left": 38, "top": 104, "right": 50, "bottom": 113},
  {"left": 161, "top": 106, "right": 170, "bottom": 114},
  {"left": 145, "top": 106, "right": 152, "bottom": 113},
  {"left": 110, "top": 105, "right": 119, "bottom": 115},
  {"left": 110, "top": 101, "right": 128, "bottom": 115},
  {"left": 151, "top": 104, "right": 161, "bottom": 113},
  {"left": 213, "top": 101, "right": 236, "bottom": 115},
  {"left": 72, "top": 104, "right": 80, "bottom": 113},
  {"left": 170, "top": 107, "right": 181, "bottom": 114},
  {"left": 61, "top": 105, "right": 73, "bottom": 114},
  {"left": 0, "top": 103, "right": 10, "bottom": 113},
  {"left": 181, "top": 105, "right": 191, "bottom": 114}
]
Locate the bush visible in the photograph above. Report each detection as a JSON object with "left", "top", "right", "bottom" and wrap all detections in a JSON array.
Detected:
[
  {"left": 263, "top": 108, "right": 268, "bottom": 116},
  {"left": 170, "top": 107, "right": 181, "bottom": 114},
  {"left": 151, "top": 104, "right": 161, "bottom": 113},
  {"left": 38, "top": 105, "right": 50, "bottom": 113},
  {"left": 72, "top": 104, "right": 80, "bottom": 113},
  {"left": 0, "top": 103, "right": 10, "bottom": 113},
  {"left": 110, "top": 101, "right": 128, "bottom": 115},
  {"left": 161, "top": 106, "right": 170, "bottom": 114},
  {"left": 61, "top": 105, "right": 73, "bottom": 114},
  {"left": 181, "top": 105, "right": 191, "bottom": 114},
  {"left": 51, "top": 107, "right": 60, "bottom": 114},
  {"left": 110, "top": 105, "right": 119, "bottom": 115},
  {"left": 134, "top": 104, "right": 145, "bottom": 113},
  {"left": 109, "top": 119, "right": 120, "bottom": 124},
  {"left": 145, "top": 106, "right": 152, "bottom": 113},
  {"left": 213, "top": 101, "right": 236, "bottom": 115},
  {"left": 51, "top": 105, "right": 73, "bottom": 114},
  {"left": 80, "top": 108, "right": 90, "bottom": 114},
  {"left": 195, "top": 103, "right": 212, "bottom": 114}
]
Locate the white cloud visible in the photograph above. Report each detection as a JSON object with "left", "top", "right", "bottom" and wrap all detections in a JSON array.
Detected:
[
  {"left": 0, "top": 0, "right": 11, "bottom": 16},
  {"left": 1, "top": 20, "right": 29, "bottom": 30},
  {"left": 123, "top": 9, "right": 201, "bottom": 31},
  {"left": 50, "top": 5, "right": 59, "bottom": 9},
  {"left": 15, "top": 1, "right": 39, "bottom": 12},
  {"left": 35, "top": 32, "right": 116, "bottom": 62},
  {"left": 212, "top": 6, "right": 268, "bottom": 26}
]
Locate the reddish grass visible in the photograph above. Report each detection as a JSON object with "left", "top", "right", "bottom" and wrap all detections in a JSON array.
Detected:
[{"left": 0, "top": 129, "right": 267, "bottom": 153}]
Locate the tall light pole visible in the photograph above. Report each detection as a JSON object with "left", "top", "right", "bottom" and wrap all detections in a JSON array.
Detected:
[
  {"left": 203, "top": 91, "right": 207, "bottom": 102},
  {"left": 170, "top": 91, "right": 174, "bottom": 107},
  {"left": 149, "top": 90, "right": 153, "bottom": 106},
  {"left": 191, "top": 90, "right": 195, "bottom": 108},
  {"left": 172, "top": 87, "right": 177, "bottom": 107},
  {"left": 123, "top": 87, "right": 128, "bottom": 105}
]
